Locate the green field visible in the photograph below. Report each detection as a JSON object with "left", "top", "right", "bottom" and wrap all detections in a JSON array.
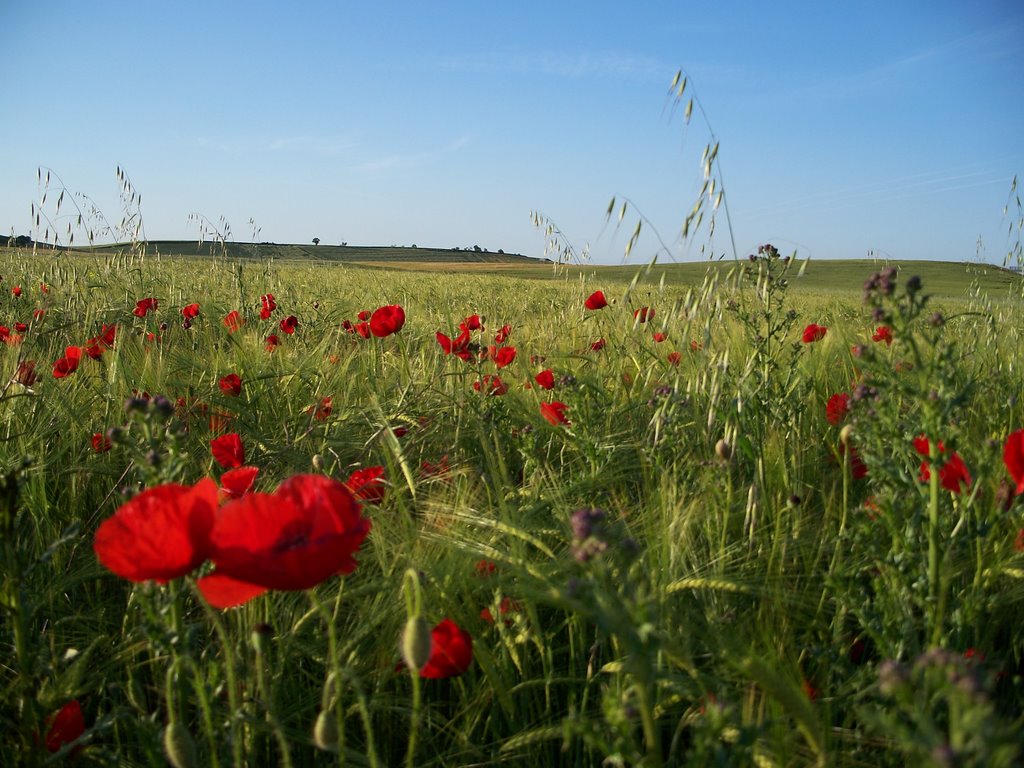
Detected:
[{"left": 1, "top": 246, "right": 1023, "bottom": 766}]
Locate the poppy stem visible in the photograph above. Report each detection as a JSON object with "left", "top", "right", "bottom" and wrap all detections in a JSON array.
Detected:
[{"left": 927, "top": 441, "right": 944, "bottom": 646}]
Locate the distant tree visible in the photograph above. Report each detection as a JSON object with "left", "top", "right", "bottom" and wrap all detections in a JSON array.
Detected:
[
  {"left": 312, "top": 237, "right": 320, "bottom": 246},
  {"left": 497, "top": 249, "right": 504, "bottom": 254},
  {"left": 411, "top": 244, "right": 417, "bottom": 249},
  {"left": 473, "top": 245, "right": 482, "bottom": 252},
  {"left": 341, "top": 242, "right": 347, "bottom": 247}
]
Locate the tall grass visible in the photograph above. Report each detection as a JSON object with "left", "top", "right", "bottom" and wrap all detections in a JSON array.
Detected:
[{"left": 1, "top": 246, "right": 1022, "bottom": 766}]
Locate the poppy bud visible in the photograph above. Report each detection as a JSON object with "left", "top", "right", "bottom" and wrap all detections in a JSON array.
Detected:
[
  {"left": 715, "top": 439, "right": 731, "bottom": 461},
  {"left": 163, "top": 722, "right": 198, "bottom": 768},
  {"left": 402, "top": 616, "right": 432, "bottom": 671},
  {"left": 840, "top": 425, "right": 854, "bottom": 445},
  {"left": 313, "top": 710, "right": 339, "bottom": 752},
  {"left": 250, "top": 623, "right": 273, "bottom": 654},
  {"left": 311, "top": 454, "right": 325, "bottom": 471}
]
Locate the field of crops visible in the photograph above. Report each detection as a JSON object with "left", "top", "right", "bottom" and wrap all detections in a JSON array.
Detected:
[{"left": 2, "top": 246, "right": 1023, "bottom": 766}]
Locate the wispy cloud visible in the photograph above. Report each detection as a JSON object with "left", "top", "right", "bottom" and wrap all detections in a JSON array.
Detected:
[
  {"left": 192, "top": 135, "right": 355, "bottom": 156},
  {"left": 440, "top": 49, "right": 664, "bottom": 79},
  {"left": 354, "top": 134, "right": 473, "bottom": 174}
]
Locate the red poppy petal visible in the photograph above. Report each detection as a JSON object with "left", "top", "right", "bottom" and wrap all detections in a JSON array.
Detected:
[
  {"left": 196, "top": 572, "right": 269, "bottom": 609},
  {"left": 94, "top": 479, "right": 218, "bottom": 583},
  {"left": 1005, "top": 429, "right": 1024, "bottom": 495},
  {"left": 420, "top": 618, "right": 473, "bottom": 679}
]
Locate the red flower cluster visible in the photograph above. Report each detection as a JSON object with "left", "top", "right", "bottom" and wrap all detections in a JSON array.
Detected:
[
  {"left": 182, "top": 303, "right": 201, "bottom": 319},
  {"left": 473, "top": 374, "right": 508, "bottom": 396},
  {"left": 872, "top": 325, "right": 893, "bottom": 345},
  {"left": 94, "top": 475, "right": 371, "bottom": 609}
]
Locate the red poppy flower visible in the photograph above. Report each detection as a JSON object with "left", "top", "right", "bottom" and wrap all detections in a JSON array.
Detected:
[
  {"left": 370, "top": 304, "right": 406, "bottom": 337},
  {"left": 306, "top": 396, "right": 333, "bottom": 421},
  {"left": 280, "top": 315, "right": 299, "bottom": 335},
  {"left": 585, "top": 290, "right": 608, "bottom": 310},
  {"left": 92, "top": 432, "right": 112, "bottom": 453},
  {"left": 12, "top": 285, "right": 22, "bottom": 298},
  {"left": 490, "top": 345, "right": 516, "bottom": 368},
  {"left": 534, "top": 369, "right": 555, "bottom": 390},
  {"left": 437, "top": 329, "right": 473, "bottom": 360},
  {"left": 460, "top": 314, "right": 483, "bottom": 332},
  {"left": 52, "top": 346, "right": 82, "bottom": 378},
  {"left": 182, "top": 303, "right": 201, "bottom": 319},
  {"left": 475, "top": 559, "right": 497, "bottom": 577},
  {"left": 802, "top": 323, "right": 828, "bottom": 343},
  {"left": 473, "top": 374, "right": 508, "bottom": 396},
  {"left": 33, "top": 308, "right": 46, "bottom": 321},
  {"left": 98, "top": 323, "right": 116, "bottom": 348},
  {"left": 211, "top": 433, "right": 245, "bottom": 468},
  {"left": 839, "top": 442, "right": 869, "bottom": 480},
  {"left": 0, "top": 327, "right": 9, "bottom": 344},
  {"left": 914, "top": 435, "right": 971, "bottom": 493},
  {"left": 357, "top": 309, "right": 371, "bottom": 321},
  {"left": 260, "top": 294, "right": 277, "bottom": 319},
  {"left": 826, "top": 393, "right": 850, "bottom": 425},
  {"left": 494, "top": 324, "right": 511, "bottom": 343},
  {"left": 634, "top": 306, "right": 654, "bottom": 323},
  {"left": 133, "top": 297, "right": 158, "bottom": 317},
  {"left": 40, "top": 282, "right": 49, "bottom": 294},
  {"left": 653, "top": 332, "right": 667, "bottom": 343},
  {"left": 872, "top": 325, "right": 893, "bottom": 345},
  {"left": 265, "top": 334, "right": 280, "bottom": 351},
  {"left": 222, "top": 310, "right": 244, "bottom": 332},
  {"left": 219, "top": 373, "right": 242, "bottom": 397},
  {"left": 44, "top": 700, "right": 85, "bottom": 753},
  {"left": 419, "top": 618, "right": 473, "bottom": 679},
  {"left": 196, "top": 474, "right": 371, "bottom": 608},
  {"left": 1001, "top": 429, "right": 1024, "bottom": 495},
  {"left": 344, "top": 465, "right": 386, "bottom": 504},
  {"left": 354, "top": 321, "right": 371, "bottom": 338},
  {"left": 94, "top": 479, "right": 218, "bottom": 583},
  {"left": 14, "top": 322, "right": 27, "bottom": 333},
  {"left": 219, "top": 465, "right": 259, "bottom": 501},
  {"left": 14, "top": 359, "right": 37, "bottom": 386},
  {"left": 589, "top": 338, "right": 606, "bottom": 352},
  {"left": 540, "top": 401, "right": 570, "bottom": 426},
  {"left": 481, "top": 596, "right": 520, "bottom": 625},
  {"left": 421, "top": 456, "right": 450, "bottom": 478}
]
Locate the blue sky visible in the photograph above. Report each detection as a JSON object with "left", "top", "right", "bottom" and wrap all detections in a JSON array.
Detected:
[{"left": 2, "top": 1, "right": 1021, "bottom": 264}]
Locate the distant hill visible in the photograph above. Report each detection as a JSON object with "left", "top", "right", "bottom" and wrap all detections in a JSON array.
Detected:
[
  {"left": 55, "top": 240, "right": 550, "bottom": 265},
  {"left": 4, "top": 240, "right": 1020, "bottom": 300}
]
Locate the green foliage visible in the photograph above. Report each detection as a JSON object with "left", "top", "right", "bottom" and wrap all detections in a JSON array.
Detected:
[{"left": 0, "top": 248, "right": 1022, "bottom": 766}]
